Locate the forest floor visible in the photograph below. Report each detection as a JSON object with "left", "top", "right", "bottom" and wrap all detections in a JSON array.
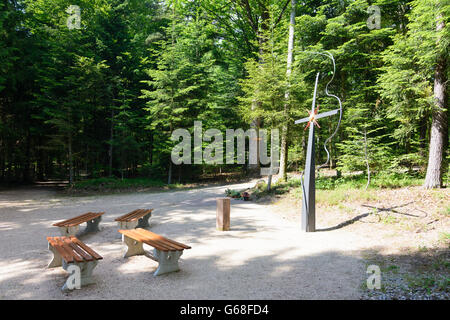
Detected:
[
  {"left": 256, "top": 182, "right": 449, "bottom": 299},
  {"left": 0, "top": 179, "right": 448, "bottom": 300}
]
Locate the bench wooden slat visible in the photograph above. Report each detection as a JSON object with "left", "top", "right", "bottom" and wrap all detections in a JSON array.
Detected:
[
  {"left": 119, "top": 228, "right": 191, "bottom": 252},
  {"left": 133, "top": 229, "right": 185, "bottom": 251},
  {"left": 65, "top": 212, "right": 102, "bottom": 226},
  {"left": 47, "top": 237, "right": 74, "bottom": 263},
  {"left": 135, "top": 228, "right": 191, "bottom": 250},
  {"left": 53, "top": 237, "right": 84, "bottom": 263},
  {"left": 50, "top": 237, "right": 79, "bottom": 263},
  {"left": 47, "top": 236, "right": 102, "bottom": 263},
  {"left": 127, "top": 209, "right": 146, "bottom": 220},
  {"left": 119, "top": 229, "right": 172, "bottom": 251},
  {"left": 70, "top": 237, "right": 103, "bottom": 260},
  {"left": 120, "top": 229, "right": 172, "bottom": 251},
  {"left": 58, "top": 238, "right": 85, "bottom": 263},
  {"left": 115, "top": 209, "right": 153, "bottom": 222},
  {"left": 116, "top": 209, "right": 139, "bottom": 221},
  {"left": 120, "top": 209, "right": 143, "bottom": 221},
  {"left": 53, "top": 212, "right": 92, "bottom": 227},
  {"left": 63, "top": 238, "right": 94, "bottom": 261},
  {"left": 115, "top": 209, "right": 139, "bottom": 222},
  {"left": 144, "top": 239, "right": 174, "bottom": 251},
  {"left": 53, "top": 212, "right": 104, "bottom": 227},
  {"left": 130, "top": 209, "right": 152, "bottom": 220}
]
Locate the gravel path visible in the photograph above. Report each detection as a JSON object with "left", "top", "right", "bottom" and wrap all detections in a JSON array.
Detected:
[{"left": 0, "top": 182, "right": 368, "bottom": 300}]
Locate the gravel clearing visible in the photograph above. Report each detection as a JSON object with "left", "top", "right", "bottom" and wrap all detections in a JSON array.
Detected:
[{"left": 0, "top": 182, "right": 447, "bottom": 300}]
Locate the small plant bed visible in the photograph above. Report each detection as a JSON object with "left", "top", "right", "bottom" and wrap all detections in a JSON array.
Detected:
[
  {"left": 247, "top": 171, "right": 425, "bottom": 203},
  {"left": 225, "top": 188, "right": 251, "bottom": 200},
  {"left": 362, "top": 247, "right": 449, "bottom": 300},
  {"left": 266, "top": 174, "right": 449, "bottom": 300}
]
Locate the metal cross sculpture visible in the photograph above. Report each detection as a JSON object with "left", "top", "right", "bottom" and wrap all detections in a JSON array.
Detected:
[{"left": 294, "top": 52, "right": 343, "bottom": 232}]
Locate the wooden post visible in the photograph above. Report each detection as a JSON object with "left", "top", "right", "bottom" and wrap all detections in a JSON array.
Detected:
[{"left": 216, "top": 198, "right": 230, "bottom": 231}]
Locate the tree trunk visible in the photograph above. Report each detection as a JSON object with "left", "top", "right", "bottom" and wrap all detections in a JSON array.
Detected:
[
  {"left": 168, "top": 161, "right": 172, "bottom": 185},
  {"left": 248, "top": 5, "right": 270, "bottom": 176},
  {"left": 68, "top": 133, "right": 74, "bottom": 185},
  {"left": 108, "top": 108, "right": 114, "bottom": 177},
  {"left": 149, "top": 131, "right": 153, "bottom": 166},
  {"left": 279, "top": 0, "right": 296, "bottom": 182},
  {"left": 424, "top": 16, "right": 448, "bottom": 189},
  {"left": 22, "top": 131, "right": 31, "bottom": 183},
  {"left": 419, "top": 115, "right": 428, "bottom": 159},
  {"left": 248, "top": 112, "right": 260, "bottom": 174},
  {"left": 363, "top": 128, "right": 370, "bottom": 190}
]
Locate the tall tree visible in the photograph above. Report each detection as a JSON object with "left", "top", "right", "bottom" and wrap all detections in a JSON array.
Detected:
[
  {"left": 279, "top": 0, "right": 296, "bottom": 181},
  {"left": 423, "top": 1, "right": 448, "bottom": 188},
  {"left": 379, "top": 0, "right": 448, "bottom": 187}
]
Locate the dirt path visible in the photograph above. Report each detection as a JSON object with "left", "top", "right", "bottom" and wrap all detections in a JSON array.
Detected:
[{"left": 0, "top": 182, "right": 376, "bottom": 299}]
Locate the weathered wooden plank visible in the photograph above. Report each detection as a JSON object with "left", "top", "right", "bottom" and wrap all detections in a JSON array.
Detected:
[
  {"left": 53, "top": 212, "right": 104, "bottom": 227},
  {"left": 115, "top": 209, "right": 153, "bottom": 222},
  {"left": 70, "top": 237, "right": 103, "bottom": 260}
]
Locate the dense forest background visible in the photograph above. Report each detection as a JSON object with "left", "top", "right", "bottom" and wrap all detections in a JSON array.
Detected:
[{"left": 0, "top": 0, "right": 448, "bottom": 188}]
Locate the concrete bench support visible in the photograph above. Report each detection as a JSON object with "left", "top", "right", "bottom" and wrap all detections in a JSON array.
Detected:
[
  {"left": 61, "top": 260, "right": 99, "bottom": 291},
  {"left": 153, "top": 249, "right": 183, "bottom": 276},
  {"left": 116, "top": 209, "right": 152, "bottom": 230},
  {"left": 47, "top": 236, "right": 103, "bottom": 291},
  {"left": 58, "top": 225, "right": 80, "bottom": 237},
  {"left": 122, "top": 235, "right": 145, "bottom": 258},
  {"left": 118, "top": 220, "right": 139, "bottom": 230},
  {"left": 48, "top": 243, "right": 63, "bottom": 268},
  {"left": 84, "top": 216, "right": 102, "bottom": 233},
  {"left": 137, "top": 214, "right": 151, "bottom": 228}
]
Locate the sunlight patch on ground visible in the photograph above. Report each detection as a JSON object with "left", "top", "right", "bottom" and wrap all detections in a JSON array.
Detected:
[
  {"left": 0, "top": 259, "right": 38, "bottom": 282},
  {"left": 0, "top": 222, "right": 21, "bottom": 231}
]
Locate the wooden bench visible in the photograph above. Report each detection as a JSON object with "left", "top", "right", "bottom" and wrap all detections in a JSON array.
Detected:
[
  {"left": 53, "top": 212, "right": 105, "bottom": 236},
  {"left": 115, "top": 209, "right": 153, "bottom": 230},
  {"left": 47, "top": 236, "right": 103, "bottom": 291},
  {"left": 118, "top": 228, "right": 191, "bottom": 276}
]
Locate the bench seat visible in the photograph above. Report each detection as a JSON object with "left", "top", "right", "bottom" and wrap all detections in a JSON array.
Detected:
[
  {"left": 47, "top": 236, "right": 102, "bottom": 291},
  {"left": 118, "top": 228, "right": 191, "bottom": 276},
  {"left": 53, "top": 212, "right": 105, "bottom": 236},
  {"left": 115, "top": 209, "right": 153, "bottom": 229}
]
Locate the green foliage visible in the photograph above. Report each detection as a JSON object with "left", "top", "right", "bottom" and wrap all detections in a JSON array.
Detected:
[
  {"left": 225, "top": 188, "right": 241, "bottom": 198},
  {"left": 315, "top": 172, "right": 423, "bottom": 189},
  {"left": 377, "top": 0, "right": 450, "bottom": 170},
  {"left": 0, "top": 0, "right": 447, "bottom": 188}
]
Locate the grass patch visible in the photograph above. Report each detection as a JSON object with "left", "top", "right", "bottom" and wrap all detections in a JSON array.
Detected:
[
  {"left": 439, "top": 232, "right": 450, "bottom": 244},
  {"left": 315, "top": 171, "right": 423, "bottom": 190},
  {"left": 442, "top": 206, "right": 450, "bottom": 217},
  {"left": 249, "top": 171, "right": 423, "bottom": 201},
  {"left": 406, "top": 274, "right": 449, "bottom": 293},
  {"left": 384, "top": 265, "right": 400, "bottom": 274},
  {"left": 316, "top": 189, "right": 378, "bottom": 206},
  {"left": 380, "top": 214, "right": 399, "bottom": 225}
]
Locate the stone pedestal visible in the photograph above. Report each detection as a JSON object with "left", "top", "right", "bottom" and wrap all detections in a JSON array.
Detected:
[{"left": 216, "top": 198, "right": 230, "bottom": 231}]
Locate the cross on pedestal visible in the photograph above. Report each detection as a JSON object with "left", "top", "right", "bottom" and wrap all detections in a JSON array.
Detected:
[{"left": 294, "top": 72, "right": 340, "bottom": 232}]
